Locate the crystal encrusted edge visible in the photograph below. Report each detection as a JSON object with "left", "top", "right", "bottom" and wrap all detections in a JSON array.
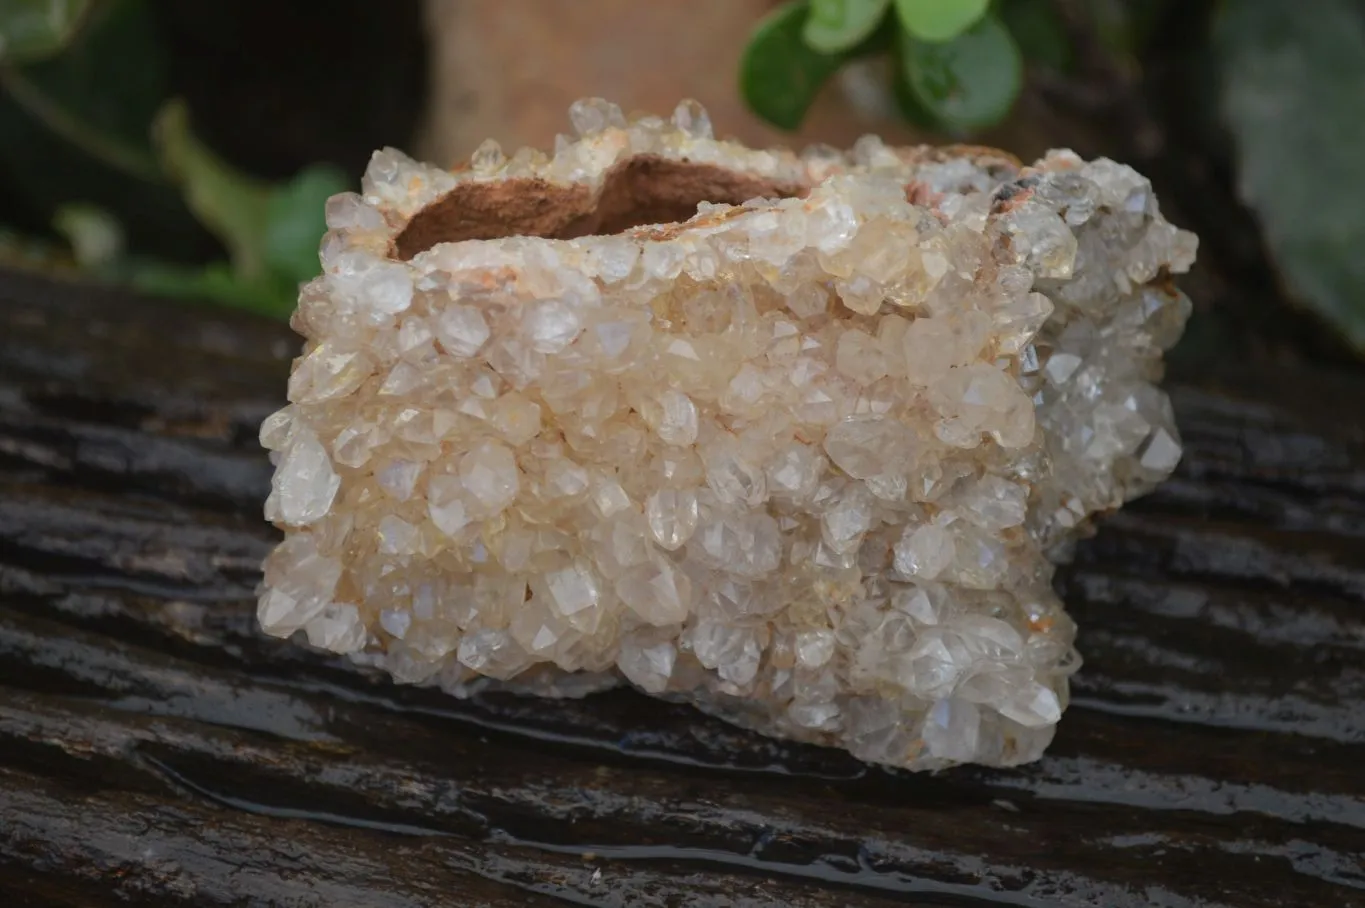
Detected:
[{"left": 259, "top": 98, "right": 1197, "bottom": 771}]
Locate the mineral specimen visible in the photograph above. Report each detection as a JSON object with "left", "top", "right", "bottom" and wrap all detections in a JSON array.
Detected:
[{"left": 258, "top": 98, "right": 1197, "bottom": 769}]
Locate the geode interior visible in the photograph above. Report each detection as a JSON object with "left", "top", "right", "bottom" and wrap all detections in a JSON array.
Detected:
[{"left": 258, "top": 99, "right": 1196, "bottom": 769}]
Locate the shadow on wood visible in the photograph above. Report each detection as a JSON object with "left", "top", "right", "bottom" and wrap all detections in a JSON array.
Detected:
[{"left": 1, "top": 268, "right": 1363, "bottom": 906}]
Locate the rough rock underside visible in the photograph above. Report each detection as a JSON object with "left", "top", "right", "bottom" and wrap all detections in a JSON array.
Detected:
[{"left": 258, "top": 99, "right": 1197, "bottom": 770}]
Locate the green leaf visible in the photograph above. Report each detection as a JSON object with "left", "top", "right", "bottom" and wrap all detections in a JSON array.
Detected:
[
  {"left": 0, "top": 0, "right": 206, "bottom": 259},
  {"left": 890, "top": 47, "right": 945, "bottom": 130},
  {"left": 893, "top": 0, "right": 988, "bottom": 42},
  {"left": 152, "top": 98, "right": 272, "bottom": 280},
  {"left": 1217, "top": 0, "right": 1365, "bottom": 354},
  {"left": 901, "top": 11, "right": 1021, "bottom": 132},
  {"left": 998, "top": 0, "right": 1071, "bottom": 72},
  {"left": 151, "top": 100, "right": 346, "bottom": 304},
  {"left": 0, "top": 0, "right": 92, "bottom": 64},
  {"left": 740, "top": 0, "right": 849, "bottom": 130},
  {"left": 803, "top": 0, "right": 890, "bottom": 53},
  {"left": 265, "top": 163, "right": 348, "bottom": 286}
]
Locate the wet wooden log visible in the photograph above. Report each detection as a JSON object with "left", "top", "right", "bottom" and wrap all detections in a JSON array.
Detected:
[{"left": 1, "top": 266, "right": 1363, "bottom": 907}]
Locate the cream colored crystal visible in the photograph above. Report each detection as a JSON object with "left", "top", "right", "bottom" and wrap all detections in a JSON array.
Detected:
[{"left": 258, "top": 99, "right": 1197, "bottom": 770}]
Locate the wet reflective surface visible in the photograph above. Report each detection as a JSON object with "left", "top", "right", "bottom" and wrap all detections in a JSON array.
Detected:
[{"left": 1, "top": 270, "right": 1363, "bottom": 906}]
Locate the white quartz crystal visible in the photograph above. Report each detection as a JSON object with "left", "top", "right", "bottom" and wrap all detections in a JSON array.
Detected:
[{"left": 259, "top": 99, "right": 1197, "bottom": 771}]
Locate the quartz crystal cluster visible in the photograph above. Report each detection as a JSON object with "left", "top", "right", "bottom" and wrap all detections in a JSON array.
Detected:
[{"left": 258, "top": 99, "right": 1196, "bottom": 769}]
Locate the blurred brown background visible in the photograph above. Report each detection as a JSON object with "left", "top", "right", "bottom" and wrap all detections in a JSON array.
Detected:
[
  {"left": 418, "top": 0, "right": 918, "bottom": 162},
  {"left": 3, "top": 0, "right": 1359, "bottom": 366},
  {"left": 416, "top": 1, "right": 1082, "bottom": 179}
]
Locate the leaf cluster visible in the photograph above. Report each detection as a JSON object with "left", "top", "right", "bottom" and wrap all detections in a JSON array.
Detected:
[{"left": 741, "top": 0, "right": 1069, "bottom": 133}]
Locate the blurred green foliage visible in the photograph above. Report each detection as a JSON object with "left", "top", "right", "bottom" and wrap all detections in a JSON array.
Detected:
[
  {"left": 740, "top": 2, "right": 862, "bottom": 131},
  {"left": 145, "top": 99, "right": 346, "bottom": 315},
  {"left": 898, "top": 12, "right": 1020, "bottom": 132},
  {"left": 1216, "top": 0, "right": 1365, "bottom": 356},
  {"left": 0, "top": 0, "right": 341, "bottom": 318},
  {"left": 4, "top": 0, "right": 1365, "bottom": 355},
  {"left": 802, "top": 0, "right": 888, "bottom": 54},
  {"left": 741, "top": 0, "right": 1059, "bottom": 135},
  {"left": 0, "top": 0, "right": 94, "bottom": 65}
]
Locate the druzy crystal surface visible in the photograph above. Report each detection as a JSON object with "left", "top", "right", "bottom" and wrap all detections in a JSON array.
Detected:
[{"left": 258, "top": 99, "right": 1196, "bottom": 769}]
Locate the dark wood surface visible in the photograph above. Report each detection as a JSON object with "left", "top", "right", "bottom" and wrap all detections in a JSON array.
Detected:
[{"left": 1, "top": 267, "right": 1362, "bottom": 907}]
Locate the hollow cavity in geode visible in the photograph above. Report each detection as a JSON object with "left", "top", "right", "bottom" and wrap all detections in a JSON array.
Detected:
[
  {"left": 259, "top": 98, "right": 1197, "bottom": 772},
  {"left": 394, "top": 155, "right": 808, "bottom": 256}
]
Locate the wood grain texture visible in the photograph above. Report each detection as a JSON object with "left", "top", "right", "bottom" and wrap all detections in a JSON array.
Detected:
[{"left": 1, "top": 268, "right": 1363, "bottom": 907}]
